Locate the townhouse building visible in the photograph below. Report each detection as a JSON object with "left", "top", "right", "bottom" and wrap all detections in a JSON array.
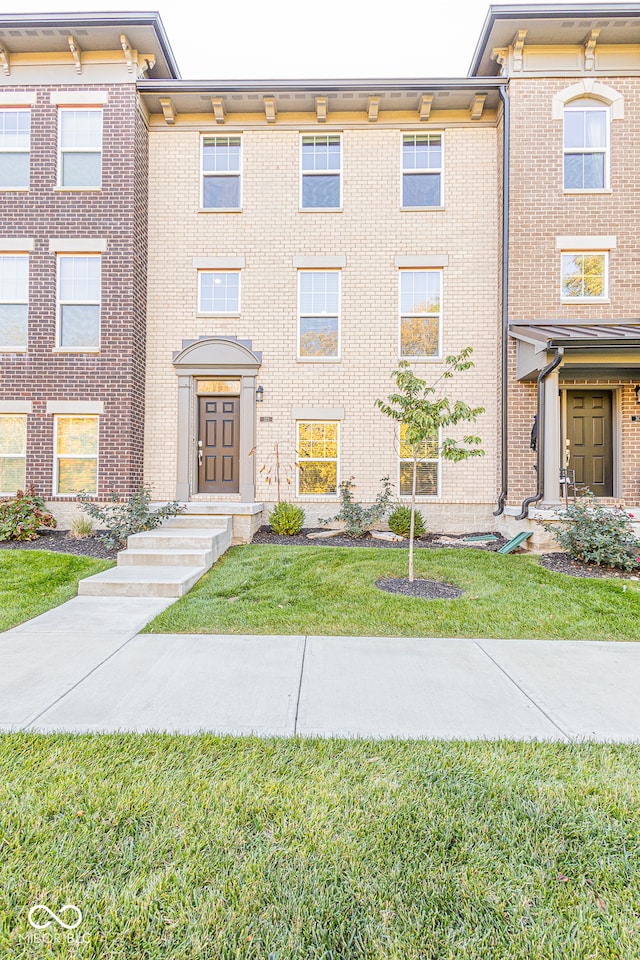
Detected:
[{"left": 1, "top": 5, "right": 639, "bottom": 544}]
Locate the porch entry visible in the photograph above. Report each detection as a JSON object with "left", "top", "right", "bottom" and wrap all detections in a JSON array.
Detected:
[
  {"left": 564, "top": 389, "right": 613, "bottom": 497},
  {"left": 197, "top": 380, "right": 240, "bottom": 494}
]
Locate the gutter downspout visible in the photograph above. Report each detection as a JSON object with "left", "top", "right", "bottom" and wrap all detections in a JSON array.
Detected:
[
  {"left": 494, "top": 82, "right": 510, "bottom": 516},
  {"left": 516, "top": 346, "right": 564, "bottom": 519}
]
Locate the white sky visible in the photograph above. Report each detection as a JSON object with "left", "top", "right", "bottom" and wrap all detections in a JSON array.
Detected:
[{"left": 6, "top": 0, "right": 587, "bottom": 78}]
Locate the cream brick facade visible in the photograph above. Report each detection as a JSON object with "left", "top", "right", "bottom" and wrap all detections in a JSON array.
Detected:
[{"left": 143, "top": 115, "right": 501, "bottom": 529}]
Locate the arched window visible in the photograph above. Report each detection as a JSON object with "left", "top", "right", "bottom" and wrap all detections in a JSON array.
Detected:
[{"left": 563, "top": 97, "right": 609, "bottom": 191}]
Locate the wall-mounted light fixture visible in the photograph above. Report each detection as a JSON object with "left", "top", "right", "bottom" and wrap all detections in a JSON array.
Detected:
[{"left": 256, "top": 385, "right": 264, "bottom": 403}]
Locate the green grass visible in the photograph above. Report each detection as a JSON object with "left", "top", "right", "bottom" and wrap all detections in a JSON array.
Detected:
[
  {"left": 145, "top": 545, "right": 640, "bottom": 641},
  {"left": 0, "top": 734, "right": 638, "bottom": 959},
  {"left": 0, "top": 551, "right": 114, "bottom": 631}
]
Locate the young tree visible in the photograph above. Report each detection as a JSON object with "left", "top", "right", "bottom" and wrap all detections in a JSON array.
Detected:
[{"left": 376, "top": 349, "right": 485, "bottom": 582}]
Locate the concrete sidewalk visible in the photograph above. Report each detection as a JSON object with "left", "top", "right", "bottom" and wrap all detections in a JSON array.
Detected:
[{"left": 1, "top": 598, "right": 640, "bottom": 740}]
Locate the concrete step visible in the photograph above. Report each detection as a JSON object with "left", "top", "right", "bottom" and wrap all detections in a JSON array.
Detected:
[
  {"left": 126, "top": 527, "right": 223, "bottom": 551},
  {"left": 161, "top": 515, "right": 231, "bottom": 530},
  {"left": 78, "top": 564, "right": 206, "bottom": 598},
  {"left": 118, "top": 547, "right": 213, "bottom": 567}
]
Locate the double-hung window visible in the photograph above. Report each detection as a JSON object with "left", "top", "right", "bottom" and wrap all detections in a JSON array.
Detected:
[
  {"left": 399, "top": 423, "right": 439, "bottom": 497},
  {"left": 0, "top": 109, "right": 30, "bottom": 189},
  {"left": 198, "top": 271, "right": 240, "bottom": 314},
  {"left": 402, "top": 134, "right": 442, "bottom": 207},
  {"left": 0, "top": 255, "right": 28, "bottom": 349},
  {"left": 54, "top": 415, "right": 98, "bottom": 495},
  {"left": 202, "top": 136, "right": 241, "bottom": 209},
  {"left": 0, "top": 415, "right": 26, "bottom": 494},
  {"left": 301, "top": 135, "right": 341, "bottom": 209},
  {"left": 297, "top": 421, "right": 339, "bottom": 496},
  {"left": 399, "top": 270, "right": 441, "bottom": 358},
  {"left": 561, "top": 252, "right": 607, "bottom": 301},
  {"left": 58, "top": 109, "right": 102, "bottom": 188},
  {"left": 298, "top": 270, "right": 340, "bottom": 359},
  {"left": 57, "top": 255, "right": 101, "bottom": 349},
  {"left": 563, "top": 100, "right": 608, "bottom": 191}
]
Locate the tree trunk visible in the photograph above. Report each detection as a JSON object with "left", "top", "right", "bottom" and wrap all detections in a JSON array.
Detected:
[{"left": 409, "top": 451, "right": 417, "bottom": 582}]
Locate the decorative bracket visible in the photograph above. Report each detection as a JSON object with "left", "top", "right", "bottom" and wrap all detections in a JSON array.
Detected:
[
  {"left": 0, "top": 42, "right": 10, "bottom": 76},
  {"left": 419, "top": 94, "right": 433, "bottom": 121},
  {"left": 470, "top": 93, "right": 487, "bottom": 120},
  {"left": 367, "top": 96, "right": 380, "bottom": 122},
  {"left": 512, "top": 29, "right": 527, "bottom": 71},
  {"left": 584, "top": 28, "right": 600, "bottom": 71},
  {"left": 491, "top": 47, "right": 508, "bottom": 72},
  {"left": 68, "top": 35, "right": 82, "bottom": 74},
  {"left": 159, "top": 97, "right": 177, "bottom": 124},
  {"left": 211, "top": 97, "right": 226, "bottom": 123},
  {"left": 315, "top": 96, "right": 328, "bottom": 122},
  {"left": 120, "top": 34, "right": 134, "bottom": 73},
  {"left": 263, "top": 96, "right": 277, "bottom": 123}
]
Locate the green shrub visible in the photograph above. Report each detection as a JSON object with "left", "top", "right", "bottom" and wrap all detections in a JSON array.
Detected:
[
  {"left": 388, "top": 505, "right": 426, "bottom": 539},
  {"left": 320, "top": 477, "right": 393, "bottom": 538},
  {"left": 269, "top": 501, "right": 305, "bottom": 536},
  {"left": 0, "top": 484, "right": 57, "bottom": 542},
  {"left": 79, "top": 485, "right": 185, "bottom": 550},
  {"left": 542, "top": 492, "right": 640, "bottom": 571}
]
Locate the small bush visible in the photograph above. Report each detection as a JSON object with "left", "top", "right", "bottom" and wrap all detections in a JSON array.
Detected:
[
  {"left": 67, "top": 514, "right": 95, "bottom": 539},
  {"left": 542, "top": 492, "right": 640, "bottom": 571},
  {"left": 388, "top": 505, "right": 426, "bottom": 539},
  {"left": 0, "top": 484, "right": 57, "bottom": 542},
  {"left": 79, "top": 485, "right": 185, "bottom": 550},
  {"left": 269, "top": 501, "right": 304, "bottom": 536},
  {"left": 320, "top": 477, "right": 393, "bottom": 538}
]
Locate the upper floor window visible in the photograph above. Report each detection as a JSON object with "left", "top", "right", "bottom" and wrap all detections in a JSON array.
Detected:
[
  {"left": 402, "top": 134, "right": 442, "bottom": 207},
  {"left": 0, "top": 110, "right": 30, "bottom": 189},
  {"left": 57, "top": 255, "right": 101, "bottom": 349},
  {"left": 0, "top": 254, "right": 28, "bottom": 349},
  {"left": 201, "top": 136, "right": 241, "bottom": 209},
  {"left": 0, "top": 414, "right": 26, "bottom": 495},
  {"left": 561, "top": 252, "right": 607, "bottom": 301},
  {"left": 298, "top": 270, "right": 340, "bottom": 359},
  {"left": 563, "top": 100, "right": 608, "bottom": 191},
  {"left": 58, "top": 109, "right": 102, "bottom": 188},
  {"left": 399, "top": 270, "right": 442, "bottom": 358},
  {"left": 198, "top": 271, "right": 240, "bottom": 314},
  {"left": 301, "top": 135, "right": 341, "bottom": 209}
]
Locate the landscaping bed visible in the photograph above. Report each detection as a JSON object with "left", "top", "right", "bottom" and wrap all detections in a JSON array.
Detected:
[{"left": 0, "top": 529, "right": 116, "bottom": 560}]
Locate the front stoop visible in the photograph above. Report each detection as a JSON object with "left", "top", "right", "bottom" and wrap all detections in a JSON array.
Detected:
[{"left": 78, "top": 516, "right": 232, "bottom": 598}]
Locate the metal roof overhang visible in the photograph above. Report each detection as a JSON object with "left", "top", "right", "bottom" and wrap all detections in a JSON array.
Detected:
[{"left": 510, "top": 320, "right": 640, "bottom": 380}]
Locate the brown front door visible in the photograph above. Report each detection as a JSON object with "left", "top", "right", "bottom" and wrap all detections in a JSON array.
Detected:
[
  {"left": 566, "top": 390, "right": 613, "bottom": 496},
  {"left": 198, "top": 396, "right": 240, "bottom": 493}
]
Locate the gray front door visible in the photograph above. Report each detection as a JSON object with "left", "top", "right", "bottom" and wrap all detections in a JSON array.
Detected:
[
  {"left": 566, "top": 389, "right": 613, "bottom": 496},
  {"left": 198, "top": 396, "right": 240, "bottom": 493}
]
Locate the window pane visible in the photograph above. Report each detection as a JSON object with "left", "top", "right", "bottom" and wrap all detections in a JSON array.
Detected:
[
  {"left": 403, "top": 135, "right": 441, "bottom": 170},
  {"left": 563, "top": 154, "right": 584, "bottom": 189},
  {"left": 0, "top": 458, "right": 25, "bottom": 493},
  {"left": 202, "top": 137, "right": 241, "bottom": 172},
  {"left": 400, "top": 423, "right": 437, "bottom": 459},
  {"left": 561, "top": 254, "right": 605, "bottom": 298},
  {"left": 582, "top": 153, "right": 605, "bottom": 189},
  {"left": 57, "top": 417, "right": 98, "bottom": 455},
  {"left": 400, "top": 462, "right": 438, "bottom": 496},
  {"left": 59, "top": 257, "right": 100, "bottom": 302},
  {"left": 60, "top": 110, "right": 102, "bottom": 149},
  {"left": 199, "top": 273, "right": 239, "bottom": 312},
  {"left": 61, "top": 152, "right": 102, "bottom": 187},
  {"left": 203, "top": 175, "right": 240, "bottom": 208},
  {"left": 58, "top": 458, "right": 97, "bottom": 495},
  {"left": 401, "top": 272, "right": 440, "bottom": 315},
  {"left": 584, "top": 110, "right": 607, "bottom": 147},
  {"left": 300, "top": 272, "right": 339, "bottom": 314},
  {"left": 301, "top": 137, "right": 341, "bottom": 171},
  {"left": 0, "top": 255, "right": 28, "bottom": 300},
  {"left": 402, "top": 172, "right": 441, "bottom": 207},
  {"left": 0, "top": 153, "right": 29, "bottom": 188},
  {"left": 401, "top": 317, "right": 439, "bottom": 357},
  {"left": 60, "top": 305, "right": 100, "bottom": 347},
  {"left": 299, "top": 317, "right": 339, "bottom": 357},
  {"left": 298, "top": 462, "right": 337, "bottom": 495},
  {"left": 302, "top": 174, "right": 340, "bottom": 208},
  {"left": 0, "top": 304, "right": 28, "bottom": 347},
  {"left": 0, "top": 110, "right": 30, "bottom": 148},
  {"left": 564, "top": 111, "right": 585, "bottom": 148},
  {"left": 0, "top": 415, "right": 26, "bottom": 455}
]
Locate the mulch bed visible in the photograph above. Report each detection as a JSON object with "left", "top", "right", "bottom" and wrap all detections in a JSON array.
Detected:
[
  {"left": 538, "top": 551, "right": 640, "bottom": 580},
  {"left": 251, "top": 527, "right": 505, "bottom": 551},
  {"left": 377, "top": 577, "right": 463, "bottom": 600},
  {"left": 0, "top": 530, "right": 117, "bottom": 560}
]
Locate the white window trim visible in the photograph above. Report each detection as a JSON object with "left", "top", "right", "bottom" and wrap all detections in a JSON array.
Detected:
[
  {"left": 398, "top": 425, "right": 441, "bottom": 500},
  {"left": 197, "top": 270, "right": 241, "bottom": 316},
  {"left": 297, "top": 269, "right": 341, "bottom": 362},
  {"left": 56, "top": 254, "right": 102, "bottom": 351},
  {"left": 0, "top": 252, "right": 28, "bottom": 351},
  {"left": 0, "top": 413, "right": 27, "bottom": 495},
  {"left": 560, "top": 250, "right": 609, "bottom": 302},
  {"left": 400, "top": 131, "right": 444, "bottom": 210},
  {"left": 57, "top": 107, "right": 103, "bottom": 191},
  {"left": 563, "top": 101, "right": 610, "bottom": 193},
  {"left": 300, "top": 134, "right": 343, "bottom": 211},
  {"left": 0, "top": 107, "right": 30, "bottom": 192},
  {"left": 398, "top": 269, "right": 443, "bottom": 360},
  {"left": 53, "top": 414, "right": 99, "bottom": 497},
  {"left": 200, "top": 134, "right": 243, "bottom": 212},
  {"left": 295, "top": 420, "right": 340, "bottom": 499}
]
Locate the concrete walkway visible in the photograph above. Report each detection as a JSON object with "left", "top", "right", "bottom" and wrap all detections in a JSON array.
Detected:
[{"left": 2, "top": 596, "right": 640, "bottom": 740}]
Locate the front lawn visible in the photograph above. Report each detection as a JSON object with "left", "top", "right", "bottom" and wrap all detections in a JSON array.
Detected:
[
  {"left": 0, "top": 551, "right": 114, "bottom": 631},
  {"left": 145, "top": 545, "right": 640, "bottom": 641},
  {"left": 0, "top": 734, "right": 638, "bottom": 959}
]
